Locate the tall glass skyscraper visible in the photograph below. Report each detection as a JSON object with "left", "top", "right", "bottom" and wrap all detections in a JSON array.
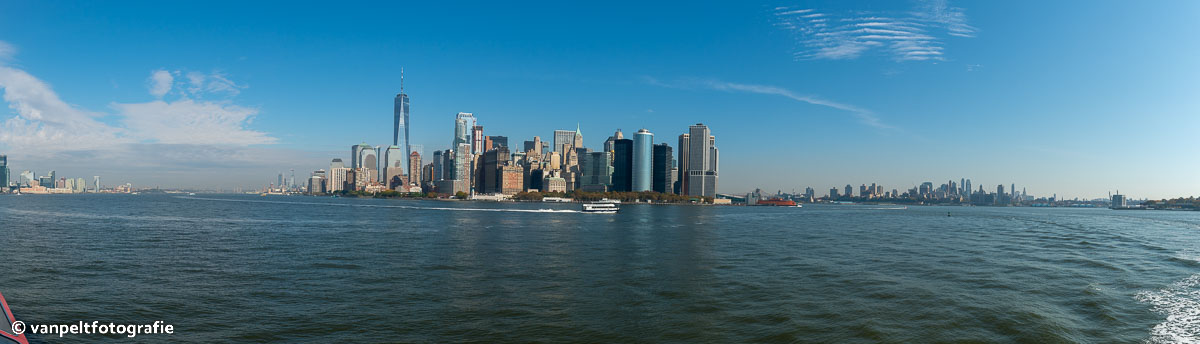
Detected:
[
  {"left": 453, "top": 113, "right": 475, "bottom": 148},
  {"left": 632, "top": 129, "right": 654, "bottom": 192},
  {"left": 393, "top": 70, "right": 410, "bottom": 173},
  {"left": 652, "top": 143, "right": 673, "bottom": 194},
  {"left": 0, "top": 155, "right": 8, "bottom": 190},
  {"left": 687, "top": 123, "right": 718, "bottom": 198},
  {"left": 612, "top": 139, "right": 633, "bottom": 192}
]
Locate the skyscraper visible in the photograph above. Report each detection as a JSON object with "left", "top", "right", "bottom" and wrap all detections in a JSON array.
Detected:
[
  {"left": 632, "top": 129, "right": 653, "bottom": 192},
  {"left": 408, "top": 151, "right": 422, "bottom": 187},
  {"left": 351, "top": 143, "right": 370, "bottom": 171},
  {"left": 454, "top": 143, "right": 473, "bottom": 194},
  {"left": 580, "top": 151, "right": 613, "bottom": 192},
  {"left": 612, "top": 139, "right": 633, "bottom": 192},
  {"left": 686, "top": 124, "right": 718, "bottom": 198},
  {"left": 523, "top": 136, "right": 544, "bottom": 155},
  {"left": 472, "top": 125, "right": 484, "bottom": 155},
  {"left": 677, "top": 133, "right": 689, "bottom": 195},
  {"left": 394, "top": 69, "right": 411, "bottom": 173},
  {"left": 351, "top": 143, "right": 378, "bottom": 182},
  {"left": 553, "top": 129, "right": 579, "bottom": 152},
  {"left": 652, "top": 143, "right": 674, "bottom": 194},
  {"left": 480, "top": 146, "right": 509, "bottom": 194},
  {"left": 453, "top": 112, "right": 475, "bottom": 148},
  {"left": 488, "top": 136, "right": 508, "bottom": 149},
  {"left": 384, "top": 145, "right": 405, "bottom": 187},
  {"left": 0, "top": 155, "right": 7, "bottom": 190},
  {"left": 604, "top": 129, "right": 623, "bottom": 153}
]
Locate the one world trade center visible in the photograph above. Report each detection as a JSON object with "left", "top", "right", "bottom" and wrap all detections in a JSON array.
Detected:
[{"left": 394, "top": 69, "right": 410, "bottom": 172}]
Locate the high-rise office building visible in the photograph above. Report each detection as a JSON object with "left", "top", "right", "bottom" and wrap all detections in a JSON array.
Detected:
[
  {"left": 686, "top": 124, "right": 718, "bottom": 198},
  {"left": 612, "top": 139, "right": 633, "bottom": 192},
  {"left": 580, "top": 151, "right": 613, "bottom": 192},
  {"left": 408, "top": 151, "right": 422, "bottom": 187},
  {"left": 845, "top": 184, "right": 853, "bottom": 198},
  {"left": 472, "top": 125, "right": 484, "bottom": 155},
  {"left": 432, "top": 151, "right": 445, "bottom": 182},
  {"left": 553, "top": 130, "right": 573, "bottom": 152},
  {"left": 480, "top": 147, "right": 509, "bottom": 194},
  {"left": 454, "top": 113, "right": 475, "bottom": 148},
  {"left": 93, "top": 176, "right": 100, "bottom": 192},
  {"left": 394, "top": 69, "right": 411, "bottom": 172},
  {"left": 632, "top": 129, "right": 653, "bottom": 192},
  {"left": 487, "top": 136, "right": 508, "bottom": 149},
  {"left": 652, "top": 143, "right": 673, "bottom": 194},
  {"left": 523, "top": 136, "right": 544, "bottom": 155},
  {"left": 677, "top": 133, "right": 690, "bottom": 195},
  {"left": 384, "top": 145, "right": 405, "bottom": 187},
  {"left": 0, "top": 155, "right": 7, "bottom": 190},
  {"left": 500, "top": 165, "right": 523, "bottom": 195},
  {"left": 351, "top": 144, "right": 378, "bottom": 183},
  {"left": 351, "top": 143, "right": 370, "bottom": 171},
  {"left": 604, "top": 129, "right": 623, "bottom": 153},
  {"left": 553, "top": 127, "right": 582, "bottom": 152},
  {"left": 454, "top": 143, "right": 473, "bottom": 194},
  {"left": 330, "top": 158, "right": 345, "bottom": 171}
]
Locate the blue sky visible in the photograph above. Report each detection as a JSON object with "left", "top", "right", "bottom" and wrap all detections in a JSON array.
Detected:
[{"left": 0, "top": 1, "right": 1197, "bottom": 198}]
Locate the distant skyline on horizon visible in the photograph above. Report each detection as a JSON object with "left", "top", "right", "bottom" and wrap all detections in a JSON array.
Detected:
[{"left": 0, "top": 1, "right": 1197, "bottom": 199}]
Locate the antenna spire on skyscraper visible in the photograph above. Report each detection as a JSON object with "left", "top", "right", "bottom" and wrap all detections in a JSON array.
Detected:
[{"left": 401, "top": 67, "right": 404, "bottom": 93}]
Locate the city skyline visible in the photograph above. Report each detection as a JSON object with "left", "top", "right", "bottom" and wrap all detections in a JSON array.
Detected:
[{"left": 0, "top": 2, "right": 1197, "bottom": 198}]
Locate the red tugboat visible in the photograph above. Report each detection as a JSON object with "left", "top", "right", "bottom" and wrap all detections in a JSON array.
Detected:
[
  {"left": 0, "top": 292, "right": 29, "bottom": 344},
  {"left": 755, "top": 198, "right": 799, "bottom": 207}
]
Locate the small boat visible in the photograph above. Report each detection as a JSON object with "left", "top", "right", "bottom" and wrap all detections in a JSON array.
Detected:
[
  {"left": 188, "top": 192, "right": 196, "bottom": 196},
  {"left": 582, "top": 202, "right": 619, "bottom": 214},
  {"left": 1, "top": 291, "right": 29, "bottom": 344},
  {"left": 754, "top": 198, "right": 798, "bottom": 207}
]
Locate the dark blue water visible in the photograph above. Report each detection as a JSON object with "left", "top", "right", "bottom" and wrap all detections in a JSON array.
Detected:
[{"left": 1, "top": 194, "right": 1197, "bottom": 342}]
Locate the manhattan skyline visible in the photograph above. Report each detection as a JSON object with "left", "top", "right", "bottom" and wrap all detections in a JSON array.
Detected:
[{"left": 0, "top": 1, "right": 1197, "bottom": 199}]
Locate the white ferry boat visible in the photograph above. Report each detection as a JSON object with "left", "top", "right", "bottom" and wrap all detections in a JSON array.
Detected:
[{"left": 582, "top": 202, "right": 619, "bottom": 214}]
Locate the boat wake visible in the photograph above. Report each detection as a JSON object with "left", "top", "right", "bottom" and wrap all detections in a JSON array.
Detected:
[
  {"left": 176, "top": 196, "right": 581, "bottom": 213},
  {"left": 1135, "top": 274, "right": 1200, "bottom": 343}
]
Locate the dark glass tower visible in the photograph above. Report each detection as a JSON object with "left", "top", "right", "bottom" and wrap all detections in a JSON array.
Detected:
[
  {"left": 652, "top": 143, "right": 673, "bottom": 194},
  {"left": 612, "top": 139, "right": 633, "bottom": 192}
]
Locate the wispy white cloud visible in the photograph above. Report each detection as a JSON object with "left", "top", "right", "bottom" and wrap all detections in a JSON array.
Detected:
[
  {"left": 148, "top": 69, "right": 173, "bottom": 97},
  {"left": 0, "top": 40, "right": 284, "bottom": 185},
  {"left": 0, "top": 64, "right": 127, "bottom": 153},
  {"left": 915, "top": 0, "right": 977, "bottom": 38},
  {"left": 115, "top": 99, "right": 274, "bottom": 145},
  {"left": 184, "top": 71, "right": 245, "bottom": 97},
  {"left": 0, "top": 41, "right": 15, "bottom": 61},
  {"left": 644, "top": 77, "right": 890, "bottom": 129},
  {"left": 774, "top": 0, "right": 976, "bottom": 62}
]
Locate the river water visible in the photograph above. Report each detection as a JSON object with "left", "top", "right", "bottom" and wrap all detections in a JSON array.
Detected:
[{"left": 0, "top": 194, "right": 1197, "bottom": 342}]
